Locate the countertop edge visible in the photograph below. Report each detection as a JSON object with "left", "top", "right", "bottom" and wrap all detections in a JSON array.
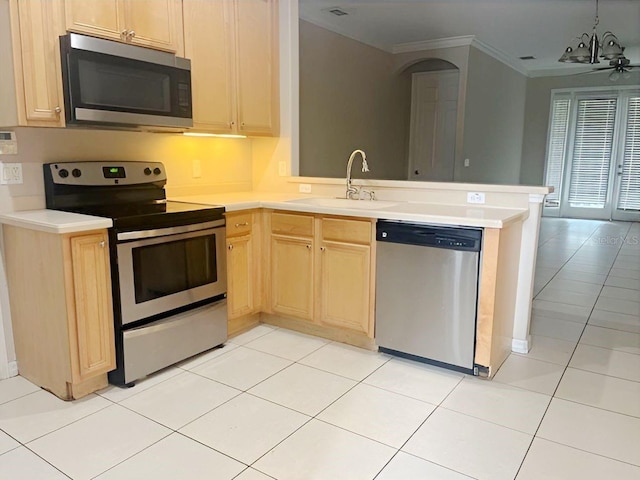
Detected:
[
  {"left": 0, "top": 211, "right": 113, "bottom": 234},
  {"left": 189, "top": 196, "right": 529, "bottom": 229}
]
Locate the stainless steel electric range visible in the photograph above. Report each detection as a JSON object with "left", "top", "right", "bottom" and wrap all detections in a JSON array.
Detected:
[{"left": 44, "top": 161, "right": 227, "bottom": 386}]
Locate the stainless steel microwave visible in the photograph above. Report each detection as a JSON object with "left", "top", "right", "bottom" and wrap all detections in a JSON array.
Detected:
[{"left": 60, "top": 33, "right": 193, "bottom": 129}]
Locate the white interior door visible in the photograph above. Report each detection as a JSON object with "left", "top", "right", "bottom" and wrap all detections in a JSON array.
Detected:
[{"left": 408, "top": 70, "right": 458, "bottom": 181}]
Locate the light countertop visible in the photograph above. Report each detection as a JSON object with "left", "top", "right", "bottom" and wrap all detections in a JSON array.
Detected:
[
  {"left": 172, "top": 192, "right": 528, "bottom": 229},
  {"left": 0, "top": 210, "right": 113, "bottom": 234}
]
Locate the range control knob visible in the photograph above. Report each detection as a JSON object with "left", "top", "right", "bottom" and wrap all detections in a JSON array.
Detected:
[
  {"left": 72, "top": 168, "right": 82, "bottom": 178},
  {"left": 144, "top": 167, "right": 152, "bottom": 176},
  {"left": 59, "top": 169, "right": 69, "bottom": 178},
  {"left": 153, "top": 167, "right": 161, "bottom": 175}
]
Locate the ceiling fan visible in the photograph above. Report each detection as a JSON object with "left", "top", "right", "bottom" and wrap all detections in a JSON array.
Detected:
[
  {"left": 590, "top": 57, "right": 639, "bottom": 81},
  {"left": 558, "top": 0, "right": 638, "bottom": 80}
]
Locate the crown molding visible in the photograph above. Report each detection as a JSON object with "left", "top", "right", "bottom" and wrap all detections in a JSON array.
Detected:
[
  {"left": 392, "top": 35, "right": 475, "bottom": 54},
  {"left": 392, "top": 35, "right": 530, "bottom": 77},
  {"left": 470, "top": 38, "right": 529, "bottom": 77}
]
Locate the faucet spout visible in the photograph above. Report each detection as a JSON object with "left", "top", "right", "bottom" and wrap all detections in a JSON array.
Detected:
[{"left": 346, "top": 149, "right": 369, "bottom": 199}]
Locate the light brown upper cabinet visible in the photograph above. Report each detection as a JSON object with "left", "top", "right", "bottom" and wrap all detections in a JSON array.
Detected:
[
  {"left": 1, "top": 0, "right": 66, "bottom": 127},
  {"left": 64, "top": 0, "right": 184, "bottom": 54},
  {"left": 183, "top": 0, "right": 279, "bottom": 136}
]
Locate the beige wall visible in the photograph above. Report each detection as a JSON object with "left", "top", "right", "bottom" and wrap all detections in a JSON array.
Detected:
[
  {"left": 520, "top": 71, "right": 640, "bottom": 186},
  {"left": 460, "top": 46, "right": 528, "bottom": 184},
  {"left": 298, "top": 20, "right": 411, "bottom": 180}
]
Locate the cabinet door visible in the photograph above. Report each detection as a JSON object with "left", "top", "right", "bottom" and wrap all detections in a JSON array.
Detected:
[
  {"left": 319, "top": 241, "right": 372, "bottom": 335},
  {"left": 234, "top": 0, "right": 278, "bottom": 136},
  {"left": 64, "top": 0, "right": 124, "bottom": 41},
  {"left": 227, "top": 234, "right": 254, "bottom": 318},
  {"left": 123, "top": 0, "right": 183, "bottom": 53},
  {"left": 183, "top": 0, "right": 235, "bottom": 132},
  {"left": 12, "top": 0, "right": 65, "bottom": 126},
  {"left": 69, "top": 232, "right": 115, "bottom": 381},
  {"left": 271, "top": 235, "right": 314, "bottom": 321}
]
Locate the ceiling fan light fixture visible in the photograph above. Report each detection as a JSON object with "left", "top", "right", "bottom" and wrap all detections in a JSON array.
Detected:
[
  {"left": 572, "top": 42, "right": 591, "bottom": 63},
  {"left": 608, "top": 69, "right": 621, "bottom": 82},
  {"left": 558, "top": 0, "right": 627, "bottom": 65},
  {"left": 601, "top": 32, "right": 624, "bottom": 60},
  {"left": 559, "top": 46, "right": 576, "bottom": 63}
]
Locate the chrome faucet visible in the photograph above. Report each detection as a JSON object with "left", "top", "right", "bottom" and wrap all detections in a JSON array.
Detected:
[{"left": 346, "top": 149, "right": 369, "bottom": 199}]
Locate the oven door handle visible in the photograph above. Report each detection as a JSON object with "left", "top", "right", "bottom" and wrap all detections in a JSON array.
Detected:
[{"left": 117, "top": 219, "right": 225, "bottom": 241}]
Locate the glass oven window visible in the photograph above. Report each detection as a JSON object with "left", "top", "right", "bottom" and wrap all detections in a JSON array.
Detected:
[{"left": 132, "top": 234, "right": 217, "bottom": 303}]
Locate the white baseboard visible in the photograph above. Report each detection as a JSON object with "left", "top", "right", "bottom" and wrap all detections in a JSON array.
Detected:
[
  {"left": 8, "top": 361, "right": 18, "bottom": 377},
  {"left": 511, "top": 337, "right": 531, "bottom": 354}
]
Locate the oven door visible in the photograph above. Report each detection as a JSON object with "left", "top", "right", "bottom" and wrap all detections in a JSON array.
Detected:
[{"left": 116, "top": 221, "right": 226, "bottom": 326}]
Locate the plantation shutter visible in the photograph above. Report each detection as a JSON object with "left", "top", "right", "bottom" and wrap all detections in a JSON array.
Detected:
[
  {"left": 544, "top": 96, "right": 571, "bottom": 206},
  {"left": 567, "top": 97, "right": 617, "bottom": 208},
  {"left": 617, "top": 96, "right": 640, "bottom": 211}
]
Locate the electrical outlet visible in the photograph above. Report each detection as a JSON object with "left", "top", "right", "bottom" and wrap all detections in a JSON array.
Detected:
[
  {"left": 278, "top": 161, "right": 287, "bottom": 176},
  {"left": 192, "top": 159, "right": 202, "bottom": 178},
  {"left": 467, "top": 192, "right": 485, "bottom": 204},
  {"left": 0, "top": 162, "right": 22, "bottom": 185},
  {"left": 299, "top": 183, "right": 312, "bottom": 193},
  {"left": 464, "top": 158, "right": 470, "bottom": 167}
]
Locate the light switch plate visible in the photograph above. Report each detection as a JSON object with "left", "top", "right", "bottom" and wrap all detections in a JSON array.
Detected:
[
  {"left": 467, "top": 192, "right": 485, "bottom": 204},
  {"left": 299, "top": 183, "right": 312, "bottom": 193}
]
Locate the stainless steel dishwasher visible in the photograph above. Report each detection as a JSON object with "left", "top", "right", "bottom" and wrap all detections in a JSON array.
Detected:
[{"left": 375, "top": 221, "right": 482, "bottom": 374}]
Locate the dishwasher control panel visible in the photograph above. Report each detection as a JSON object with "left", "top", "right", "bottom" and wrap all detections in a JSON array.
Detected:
[{"left": 376, "top": 221, "right": 482, "bottom": 252}]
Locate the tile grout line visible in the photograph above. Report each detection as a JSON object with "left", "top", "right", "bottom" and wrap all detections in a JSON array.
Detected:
[{"left": 514, "top": 221, "right": 634, "bottom": 479}]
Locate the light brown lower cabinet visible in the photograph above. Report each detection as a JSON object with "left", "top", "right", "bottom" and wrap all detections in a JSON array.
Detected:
[
  {"left": 3, "top": 226, "right": 115, "bottom": 400},
  {"left": 266, "top": 211, "right": 376, "bottom": 342},
  {"left": 225, "top": 210, "right": 263, "bottom": 336}
]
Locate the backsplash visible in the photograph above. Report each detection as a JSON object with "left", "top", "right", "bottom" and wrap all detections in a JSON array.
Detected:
[{"left": 0, "top": 127, "right": 254, "bottom": 213}]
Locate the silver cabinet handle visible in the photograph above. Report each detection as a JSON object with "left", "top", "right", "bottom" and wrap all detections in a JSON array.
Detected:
[
  {"left": 121, "top": 29, "right": 128, "bottom": 39},
  {"left": 54, "top": 106, "right": 61, "bottom": 113},
  {"left": 128, "top": 30, "right": 136, "bottom": 38},
  {"left": 228, "top": 244, "right": 234, "bottom": 250},
  {"left": 320, "top": 246, "right": 326, "bottom": 251},
  {"left": 306, "top": 244, "right": 312, "bottom": 250},
  {"left": 234, "top": 222, "right": 249, "bottom": 228},
  {"left": 99, "top": 241, "right": 105, "bottom": 248}
]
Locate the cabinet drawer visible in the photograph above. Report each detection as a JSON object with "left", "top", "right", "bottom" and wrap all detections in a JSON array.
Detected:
[
  {"left": 271, "top": 212, "right": 314, "bottom": 237},
  {"left": 321, "top": 218, "right": 372, "bottom": 244},
  {"left": 226, "top": 212, "right": 252, "bottom": 237}
]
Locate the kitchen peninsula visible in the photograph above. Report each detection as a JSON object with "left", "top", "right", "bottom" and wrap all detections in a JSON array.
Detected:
[{"left": 172, "top": 188, "right": 540, "bottom": 376}]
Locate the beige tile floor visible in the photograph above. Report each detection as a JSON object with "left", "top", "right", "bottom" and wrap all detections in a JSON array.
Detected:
[{"left": 0, "top": 218, "right": 639, "bottom": 479}]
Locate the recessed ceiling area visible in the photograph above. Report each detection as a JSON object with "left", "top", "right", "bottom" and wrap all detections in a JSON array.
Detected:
[{"left": 299, "top": 0, "right": 640, "bottom": 76}]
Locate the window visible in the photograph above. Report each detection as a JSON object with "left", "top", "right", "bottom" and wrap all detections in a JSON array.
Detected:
[{"left": 544, "top": 88, "right": 640, "bottom": 220}]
